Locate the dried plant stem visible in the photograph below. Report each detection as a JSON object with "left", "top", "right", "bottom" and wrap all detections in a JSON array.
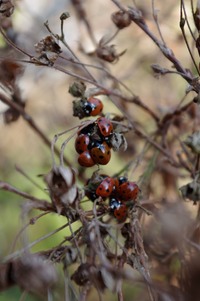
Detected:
[
  {"left": 0, "top": 92, "right": 70, "bottom": 166},
  {"left": 180, "top": 0, "right": 199, "bottom": 74},
  {"left": 111, "top": 0, "right": 197, "bottom": 87},
  {"left": 4, "top": 222, "right": 70, "bottom": 262},
  {"left": 44, "top": 21, "right": 96, "bottom": 82}
]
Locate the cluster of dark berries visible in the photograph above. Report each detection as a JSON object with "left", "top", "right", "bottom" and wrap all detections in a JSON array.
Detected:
[{"left": 85, "top": 173, "right": 139, "bottom": 222}]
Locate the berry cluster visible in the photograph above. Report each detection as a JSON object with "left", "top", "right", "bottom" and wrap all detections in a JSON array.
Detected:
[{"left": 85, "top": 173, "right": 139, "bottom": 222}]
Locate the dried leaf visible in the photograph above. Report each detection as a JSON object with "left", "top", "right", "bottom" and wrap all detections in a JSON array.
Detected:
[
  {"left": 35, "top": 35, "right": 61, "bottom": 54},
  {"left": 0, "top": 0, "right": 14, "bottom": 17},
  {"left": 0, "top": 254, "right": 57, "bottom": 295},
  {"left": 44, "top": 166, "right": 78, "bottom": 213}
]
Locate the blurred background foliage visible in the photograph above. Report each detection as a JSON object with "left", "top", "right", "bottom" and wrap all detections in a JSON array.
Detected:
[{"left": 0, "top": 0, "right": 199, "bottom": 300}]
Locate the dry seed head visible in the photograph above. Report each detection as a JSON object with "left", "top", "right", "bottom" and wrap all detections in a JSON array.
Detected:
[{"left": 111, "top": 11, "right": 131, "bottom": 29}]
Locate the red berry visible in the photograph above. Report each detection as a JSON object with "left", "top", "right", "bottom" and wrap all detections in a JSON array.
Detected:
[
  {"left": 75, "top": 134, "right": 90, "bottom": 154},
  {"left": 96, "top": 117, "right": 113, "bottom": 137},
  {"left": 96, "top": 176, "right": 115, "bottom": 197},
  {"left": 78, "top": 150, "right": 95, "bottom": 167},
  {"left": 117, "top": 181, "right": 139, "bottom": 201},
  {"left": 85, "top": 97, "right": 103, "bottom": 116},
  {"left": 90, "top": 141, "right": 111, "bottom": 165}
]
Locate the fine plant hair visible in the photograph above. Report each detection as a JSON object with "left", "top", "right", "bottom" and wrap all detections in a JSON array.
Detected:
[{"left": 1, "top": 1, "right": 200, "bottom": 301}]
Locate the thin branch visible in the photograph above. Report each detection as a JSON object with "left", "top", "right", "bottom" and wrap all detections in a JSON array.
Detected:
[{"left": 0, "top": 92, "right": 70, "bottom": 166}]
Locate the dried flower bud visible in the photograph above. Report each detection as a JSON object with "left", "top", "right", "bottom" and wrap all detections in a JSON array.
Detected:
[
  {"left": 151, "top": 64, "right": 169, "bottom": 77},
  {"left": 68, "top": 81, "right": 86, "bottom": 97},
  {"left": 0, "top": 0, "right": 14, "bottom": 17},
  {"left": 110, "top": 133, "right": 127, "bottom": 152},
  {"left": 111, "top": 11, "right": 131, "bottom": 29},
  {"left": 96, "top": 44, "right": 126, "bottom": 63},
  {"left": 60, "top": 12, "right": 70, "bottom": 20},
  {"left": 4, "top": 106, "right": 23, "bottom": 124}
]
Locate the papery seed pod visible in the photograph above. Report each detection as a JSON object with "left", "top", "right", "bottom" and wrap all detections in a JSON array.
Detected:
[
  {"left": 68, "top": 81, "right": 86, "bottom": 97},
  {"left": 110, "top": 132, "right": 127, "bottom": 151},
  {"left": 35, "top": 36, "right": 61, "bottom": 54},
  {"left": 96, "top": 44, "right": 126, "bottom": 63},
  {"left": 44, "top": 166, "right": 78, "bottom": 212},
  {"left": 111, "top": 11, "right": 131, "bottom": 29}
]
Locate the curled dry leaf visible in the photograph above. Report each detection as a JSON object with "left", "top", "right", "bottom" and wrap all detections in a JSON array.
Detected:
[
  {"left": 0, "top": 60, "right": 25, "bottom": 124},
  {"left": 71, "top": 263, "right": 105, "bottom": 291},
  {"left": 35, "top": 35, "right": 61, "bottom": 54},
  {"left": 44, "top": 166, "right": 78, "bottom": 213},
  {"left": 34, "top": 35, "right": 61, "bottom": 65}
]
